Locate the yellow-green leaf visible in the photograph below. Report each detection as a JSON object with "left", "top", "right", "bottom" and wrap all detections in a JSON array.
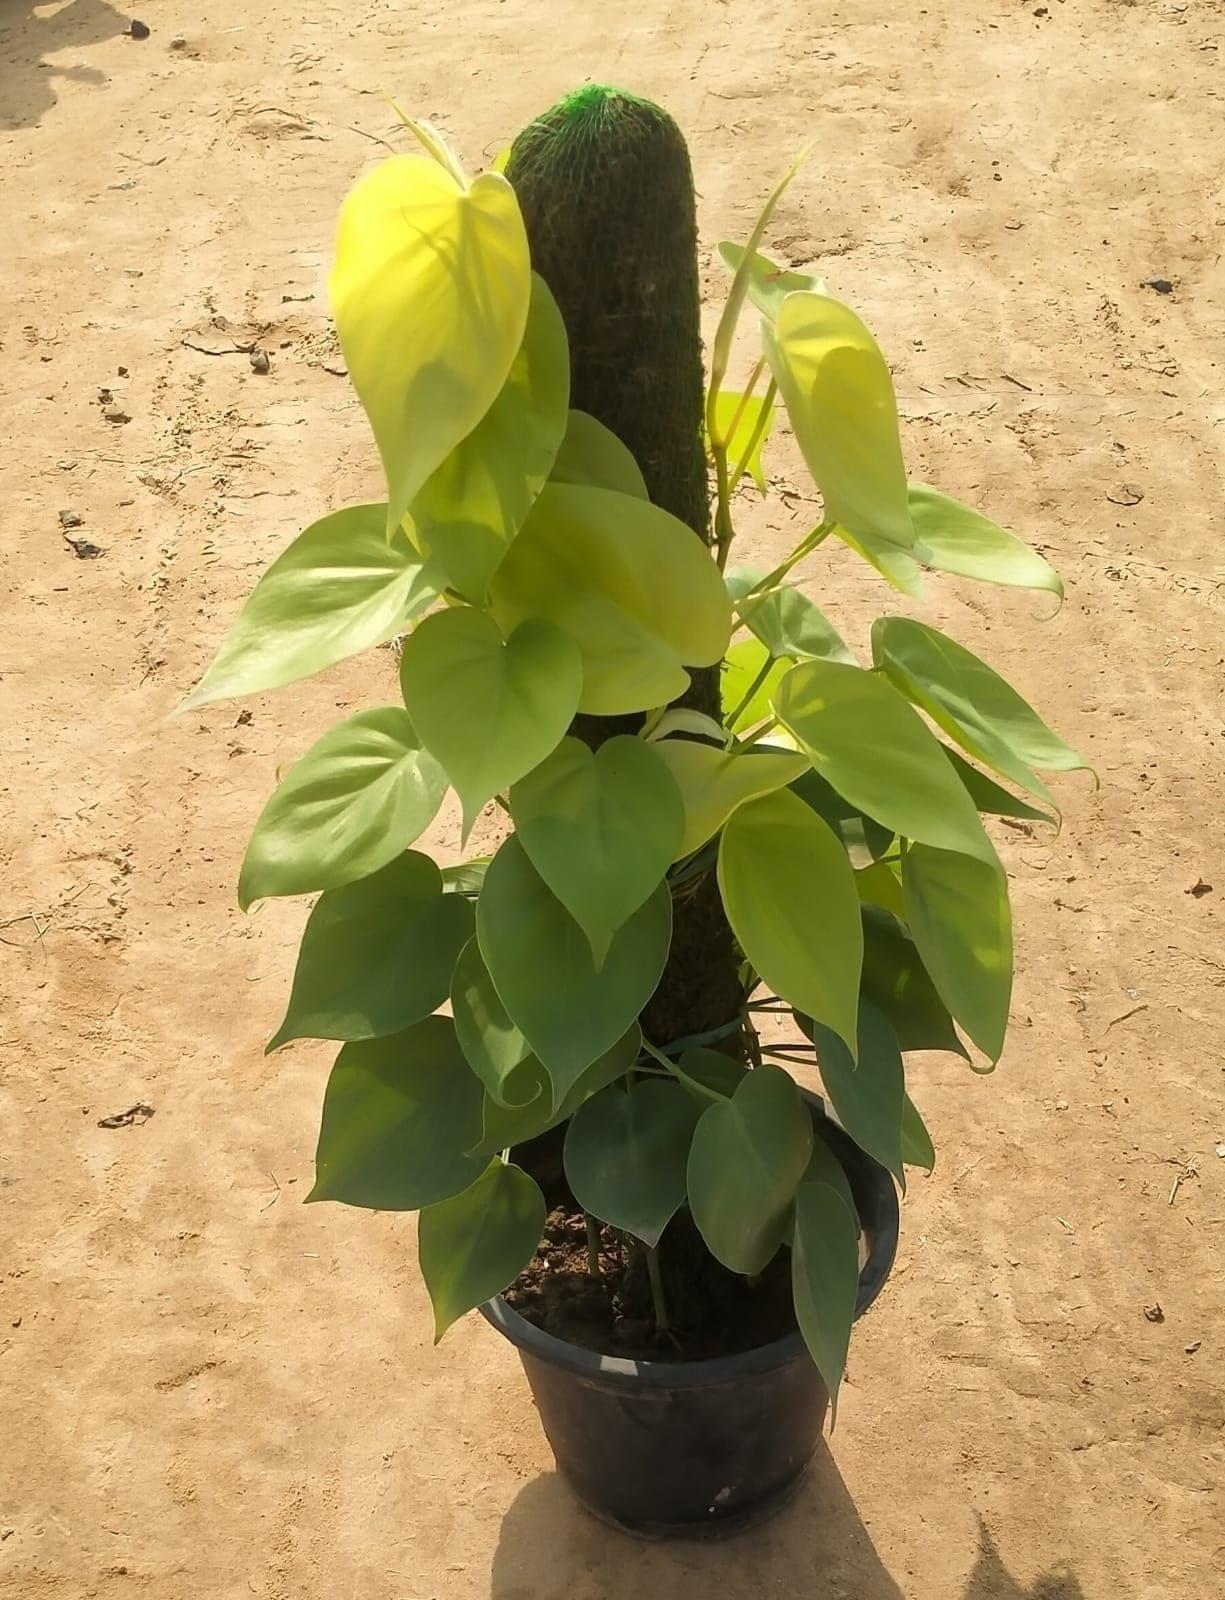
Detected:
[
  {"left": 764, "top": 291, "right": 913, "bottom": 549},
  {"left": 181, "top": 505, "right": 443, "bottom": 711},
  {"left": 409, "top": 273, "right": 570, "bottom": 605},
  {"left": 549, "top": 410, "right": 648, "bottom": 499},
  {"left": 721, "top": 637, "right": 790, "bottom": 732},
  {"left": 727, "top": 568, "right": 854, "bottom": 664},
  {"left": 717, "top": 242, "right": 826, "bottom": 322},
  {"left": 654, "top": 739, "right": 810, "bottom": 859},
  {"left": 238, "top": 708, "right": 447, "bottom": 908},
  {"left": 833, "top": 524, "right": 924, "bottom": 597},
  {"left": 329, "top": 155, "right": 530, "bottom": 537},
  {"left": 909, "top": 484, "right": 1063, "bottom": 598},
  {"left": 708, "top": 389, "right": 775, "bottom": 493},
  {"left": 718, "top": 789, "right": 863, "bottom": 1053},
  {"left": 399, "top": 608, "right": 582, "bottom": 836},
  {"left": 489, "top": 484, "right": 732, "bottom": 715},
  {"left": 792, "top": 1179, "right": 859, "bottom": 1419}
]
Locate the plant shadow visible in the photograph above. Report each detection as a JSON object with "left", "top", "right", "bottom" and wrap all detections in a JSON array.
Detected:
[
  {"left": 491, "top": 1455, "right": 1089, "bottom": 1600},
  {"left": 0, "top": 0, "right": 127, "bottom": 131}
]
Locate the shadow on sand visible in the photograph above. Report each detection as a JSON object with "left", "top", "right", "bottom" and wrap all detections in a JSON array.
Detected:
[{"left": 0, "top": 1, "right": 127, "bottom": 131}]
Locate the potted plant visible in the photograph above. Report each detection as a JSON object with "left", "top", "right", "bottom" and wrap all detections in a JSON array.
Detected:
[{"left": 183, "top": 87, "right": 1087, "bottom": 1537}]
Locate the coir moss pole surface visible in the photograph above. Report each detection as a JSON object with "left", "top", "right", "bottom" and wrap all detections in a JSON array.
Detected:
[{"left": 506, "top": 87, "right": 743, "bottom": 1043}]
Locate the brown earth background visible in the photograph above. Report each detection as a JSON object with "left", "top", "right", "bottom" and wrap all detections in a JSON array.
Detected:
[{"left": 2, "top": 1, "right": 1223, "bottom": 1595}]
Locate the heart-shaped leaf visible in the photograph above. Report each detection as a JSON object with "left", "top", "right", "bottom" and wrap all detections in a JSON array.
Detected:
[
  {"left": 182, "top": 506, "right": 443, "bottom": 710},
  {"left": 901, "top": 1093, "right": 936, "bottom": 1171},
  {"left": 726, "top": 568, "right": 853, "bottom": 664},
  {"left": 418, "top": 1159, "right": 546, "bottom": 1340},
  {"left": 268, "top": 852, "right": 472, "bottom": 1051},
  {"left": 655, "top": 739, "right": 810, "bottom": 860},
  {"left": 308, "top": 1016, "right": 485, "bottom": 1210},
  {"left": 722, "top": 637, "right": 790, "bottom": 732},
  {"left": 399, "top": 608, "right": 582, "bottom": 836},
  {"left": 800, "top": 1001, "right": 906, "bottom": 1186},
  {"left": 764, "top": 291, "right": 913, "bottom": 549},
  {"left": 687, "top": 1064, "right": 814, "bottom": 1274},
  {"left": 943, "top": 746, "right": 1054, "bottom": 825},
  {"left": 330, "top": 155, "right": 530, "bottom": 536},
  {"left": 774, "top": 659, "right": 994, "bottom": 863},
  {"left": 410, "top": 273, "right": 570, "bottom": 604},
  {"left": 238, "top": 708, "right": 448, "bottom": 909},
  {"left": 832, "top": 523, "right": 923, "bottom": 597},
  {"left": 872, "top": 617, "right": 1089, "bottom": 808},
  {"left": 488, "top": 484, "right": 732, "bottom": 715},
  {"left": 564, "top": 1080, "right": 701, "bottom": 1247},
  {"left": 908, "top": 484, "right": 1063, "bottom": 598},
  {"left": 718, "top": 789, "right": 862, "bottom": 1053},
  {"left": 792, "top": 1179, "right": 860, "bottom": 1419},
  {"left": 510, "top": 736, "right": 683, "bottom": 965},
  {"left": 477, "top": 836, "right": 671, "bottom": 1106},
  {"left": 472, "top": 1025, "right": 641, "bottom": 1159},
  {"left": 549, "top": 410, "right": 647, "bottom": 499},
  {"left": 860, "top": 905, "right": 967, "bottom": 1058},
  {"left": 450, "top": 937, "right": 537, "bottom": 1108},
  {"left": 672, "top": 1048, "right": 750, "bottom": 1106},
  {"left": 902, "top": 841, "right": 1013, "bottom": 1063}
]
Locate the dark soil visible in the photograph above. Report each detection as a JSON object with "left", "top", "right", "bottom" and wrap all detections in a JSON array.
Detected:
[{"left": 504, "top": 1207, "right": 798, "bottom": 1362}]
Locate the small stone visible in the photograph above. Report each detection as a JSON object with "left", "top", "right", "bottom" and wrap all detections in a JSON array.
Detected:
[
  {"left": 170, "top": 35, "right": 187, "bottom": 49},
  {"left": 0, "top": 1528, "right": 13, "bottom": 1541},
  {"left": 1186, "top": 878, "right": 1213, "bottom": 898},
  {"left": 1106, "top": 483, "right": 1144, "bottom": 506},
  {"left": 128, "top": 18, "right": 151, "bottom": 39},
  {"left": 1140, "top": 276, "right": 1173, "bottom": 295},
  {"left": 117, "top": 365, "right": 129, "bottom": 377},
  {"left": 1143, "top": 1303, "right": 1164, "bottom": 1324},
  {"left": 235, "top": 708, "right": 253, "bottom": 726},
  {"left": 1216, "top": 1145, "right": 1225, "bottom": 1160},
  {"left": 1055, "top": 1098, "right": 1069, "bottom": 1112},
  {"left": 97, "top": 387, "right": 113, "bottom": 405},
  {"left": 249, "top": 346, "right": 271, "bottom": 375},
  {"left": 1184, "top": 1340, "right": 1201, "bottom": 1355},
  {"left": 11, "top": 1316, "right": 21, "bottom": 1328},
  {"left": 58, "top": 510, "right": 83, "bottom": 530},
  {"left": 103, "top": 406, "right": 131, "bottom": 425}
]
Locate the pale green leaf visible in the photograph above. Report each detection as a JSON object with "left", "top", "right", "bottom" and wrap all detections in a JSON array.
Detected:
[
  {"left": 472, "top": 1026, "right": 641, "bottom": 1159},
  {"left": 718, "top": 789, "right": 862, "bottom": 1053},
  {"left": 307, "top": 1017, "right": 485, "bottom": 1210},
  {"left": 727, "top": 567, "right": 854, "bottom": 664},
  {"left": 909, "top": 484, "right": 1063, "bottom": 598},
  {"left": 489, "top": 484, "right": 732, "bottom": 715},
  {"left": 832, "top": 524, "right": 924, "bottom": 597},
  {"left": 654, "top": 739, "right": 810, "bottom": 860},
  {"left": 901, "top": 1093, "right": 936, "bottom": 1171},
  {"left": 442, "top": 859, "right": 490, "bottom": 895},
  {"left": 855, "top": 859, "right": 905, "bottom": 920},
  {"left": 399, "top": 608, "right": 582, "bottom": 836},
  {"left": 409, "top": 273, "right": 570, "bottom": 605},
  {"left": 181, "top": 505, "right": 443, "bottom": 711},
  {"left": 477, "top": 836, "right": 671, "bottom": 1106},
  {"left": 450, "top": 937, "right": 537, "bottom": 1107},
  {"left": 549, "top": 410, "right": 648, "bottom": 499},
  {"left": 872, "top": 617, "right": 1089, "bottom": 809},
  {"left": 419, "top": 1159, "right": 546, "bottom": 1339},
  {"left": 801, "top": 1001, "right": 906, "bottom": 1186},
  {"left": 903, "top": 842, "right": 1013, "bottom": 1063},
  {"left": 717, "top": 242, "right": 826, "bottom": 321},
  {"left": 774, "top": 659, "right": 994, "bottom": 863},
  {"left": 721, "top": 637, "right": 790, "bottom": 732},
  {"left": 687, "top": 1065, "right": 813, "bottom": 1274},
  {"left": 329, "top": 156, "right": 530, "bottom": 536},
  {"left": 564, "top": 1080, "right": 700, "bottom": 1247},
  {"left": 510, "top": 736, "right": 683, "bottom": 965},
  {"left": 764, "top": 292, "right": 913, "bottom": 548},
  {"left": 268, "top": 852, "right": 472, "bottom": 1051},
  {"left": 708, "top": 389, "right": 775, "bottom": 493},
  {"left": 238, "top": 708, "right": 448, "bottom": 909},
  {"left": 792, "top": 1180, "right": 860, "bottom": 1419},
  {"left": 861, "top": 905, "right": 967, "bottom": 1058}
]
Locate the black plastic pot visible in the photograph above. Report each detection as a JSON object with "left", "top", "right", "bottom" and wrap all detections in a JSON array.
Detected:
[{"left": 480, "top": 1098, "right": 899, "bottom": 1538}]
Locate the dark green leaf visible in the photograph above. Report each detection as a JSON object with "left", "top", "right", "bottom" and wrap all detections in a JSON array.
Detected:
[
  {"left": 800, "top": 1001, "right": 906, "bottom": 1186},
  {"left": 687, "top": 1065, "right": 814, "bottom": 1274},
  {"left": 901, "top": 1093, "right": 936, "bottom": 1171},
  {"left": 477, "top": 836, "right": 670, "bottom": 1105},
  {"left": 268, "top": 852, "right": 472, "bottom": 1050},
  {"left": 307, "top": 1016, "right": 484, "bottom": 1210},
  {"left": 564, "top": 1080, "right": 701, "bottom": 1247},
  {"left": 450, "top": 937, "right": 536, "bottom": 1106},
  {"left": 792, "top": 1180, "right": 860, "bottom": 1418},
  {"left": 860, "top": 906, "right": 967, "bottom": 1058},
  {"left": 472, "top": 1026, "right": 641, "bottom": 1158},
  {"left": 418, "top": 1160, "right": 546, "bottom": 1339},
  {"left": 943, "top": 746, "right": 1054, "bottom": 825},
  {"left": 672, "top": 1047, "right": 750, "bottom": 1105}
]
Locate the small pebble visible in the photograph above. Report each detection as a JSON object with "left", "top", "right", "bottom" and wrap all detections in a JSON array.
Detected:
[
  {"left": 128, "top": 18, "right": 150, "bottom": 39},
  {"left": 1143, "top": 1303, "right": 1164, "bottom": 1324},
  {"left": 1055, "top": 1098, "right": 1069, "bottom": 1112},
  {"left": 1140, "top": 276, "right": 1173, "bottom": 295},
  {"left": 0, "top": 1528, "right": 13, "bottom": 1541},
  {"left": 1184, "top": 1341, "right": 1201, "bottom": 1355},
  {"left": 58, "top": 510, "right": 83, "bottom": 530},
  {"left": 170, "top": 36, "right": 187, "bottom": 50},
  {"left": 103, "top": 406, "right": 131, "bottom": 425},
  {"left": 249, "top": 346, "right": 271, "bottom": 374}
]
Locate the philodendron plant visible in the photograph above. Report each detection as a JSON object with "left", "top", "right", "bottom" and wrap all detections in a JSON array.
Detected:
[{"left": 184, "top": 89, "right": 1087, "bottom": 1412}]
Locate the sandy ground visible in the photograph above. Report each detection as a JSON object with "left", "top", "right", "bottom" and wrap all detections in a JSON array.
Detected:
[{"left": 2, "top": 0, "right": 1223, "bottom": 1595}]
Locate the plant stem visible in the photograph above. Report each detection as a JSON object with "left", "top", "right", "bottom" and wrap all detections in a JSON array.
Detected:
[
  {"left": 645, "top": 1244, "right": 669, "bottom": 1332},
  {"left": 725, "top": 651, "right": 777, "bottom": 732},
  {"left": 713, "top": 441, "right": 736, "bottom": 571},
  {"left": 584, "top": 1213, "right": 602, "bottom": 1278},
  {"left": 728, "top": 377, "right": 778, "bottom": 494}
]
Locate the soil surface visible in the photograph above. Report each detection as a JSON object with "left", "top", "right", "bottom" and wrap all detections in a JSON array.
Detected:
[
  {"left": 2, "top": 3, "right": 1223, "bottom": 1598},
  {"left": 505, "top": 1209, "right": 798, "bottom": 1362}
]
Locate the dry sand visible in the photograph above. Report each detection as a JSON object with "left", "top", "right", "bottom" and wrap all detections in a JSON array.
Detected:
[{"left": 2, "top": 1, "right": 1223, "bottom": 1595}]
